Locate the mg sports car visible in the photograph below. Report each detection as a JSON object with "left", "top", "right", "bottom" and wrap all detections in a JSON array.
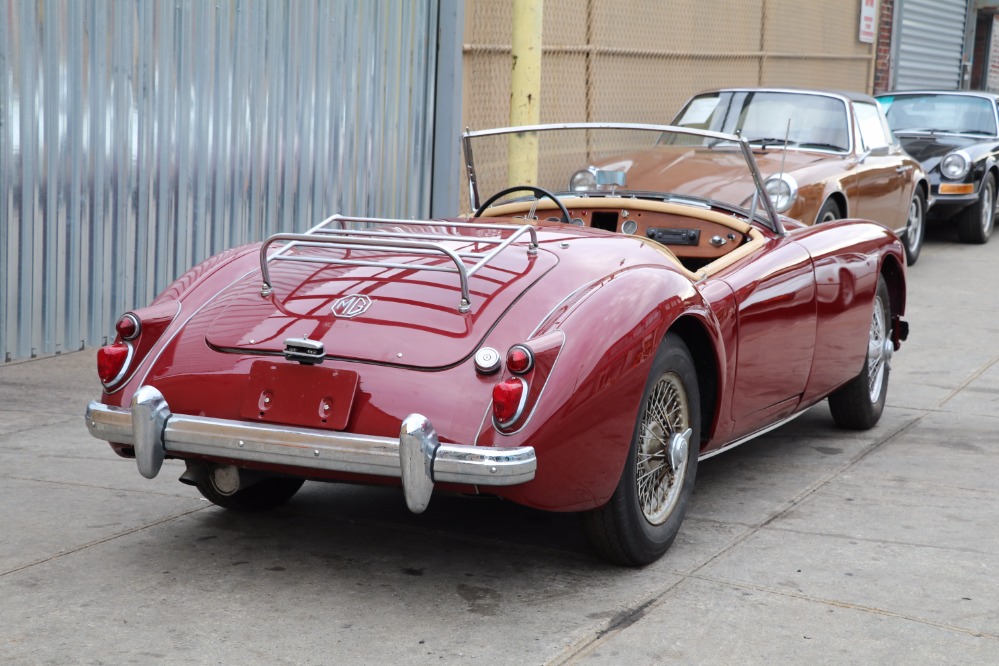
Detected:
[
  {"left": 671, "top": 88, "right": 929, "bottom": 264},
  {"left": 86, "top": 123, "right": 909, "bottom": 566},
  {"left": 877, "top": 90, "right": 999, "bottom": 244}
]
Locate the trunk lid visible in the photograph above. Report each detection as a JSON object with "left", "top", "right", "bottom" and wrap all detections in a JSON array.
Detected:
[{"left": 200, "top": 224, "right": 558, "bottom": 369}]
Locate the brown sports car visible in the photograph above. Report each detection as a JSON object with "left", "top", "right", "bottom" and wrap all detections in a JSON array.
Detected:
[{"left": 659, "top": 88, "right": 928, "bottom": 265}]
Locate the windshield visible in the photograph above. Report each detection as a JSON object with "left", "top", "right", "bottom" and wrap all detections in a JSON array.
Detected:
[
  {"left": 878, "top": 94, "right": 998, "bottom": 136},
  {"left": 462, "top": 123, "right": 780, "bottom": 231},
  {"left": 671, "top": 91, "right": 851, "bottom": 152}
]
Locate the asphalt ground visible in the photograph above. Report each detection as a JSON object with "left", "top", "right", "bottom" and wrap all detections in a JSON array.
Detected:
[{"left": 1, "top": 222, "right": 997, "bottom": 664}]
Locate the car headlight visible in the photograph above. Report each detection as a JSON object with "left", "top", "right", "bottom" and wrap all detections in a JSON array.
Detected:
[
  {"left": 940, "top": 151, "right": 970, "bottom": 180},
  {"left": 570, "top": 168, "right": 597, "bottom": 191},
  {"left": 764, "top": 174, "right": 798, "bottom": 213}
]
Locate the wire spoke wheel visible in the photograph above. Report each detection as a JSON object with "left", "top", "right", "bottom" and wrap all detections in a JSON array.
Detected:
[
  {"left": 581, "top": 333, "right": 700, "bottom": 566},
  {"left": 828, "top": 275, "right": 893, "bottom": 430},
  {"left": 636, "top": 371, "right": 690, "bottom": 525},
  {"left": 866, "top": 291, "right": 890, "bottom": 402}
]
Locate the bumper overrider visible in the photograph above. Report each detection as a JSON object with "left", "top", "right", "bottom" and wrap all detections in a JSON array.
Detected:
[{"left": 85, "top": 385, "right": 537, "bottom": 513}]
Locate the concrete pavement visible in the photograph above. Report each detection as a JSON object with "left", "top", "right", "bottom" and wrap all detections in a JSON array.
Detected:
[{"left": 1, "top": 223, "right": 997, "bottom": 664}]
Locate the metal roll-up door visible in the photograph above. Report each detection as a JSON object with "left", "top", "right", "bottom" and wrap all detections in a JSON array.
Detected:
[{"left": 894, "top": 0, "right": 970, "bottom": 90}]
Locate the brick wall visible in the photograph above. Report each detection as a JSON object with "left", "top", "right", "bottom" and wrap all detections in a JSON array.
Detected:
[
  {"left": 873, "top": 0, "right": 894, "bottom": 93},
  {"left": 988, "top": 15, "right": 999, "bottom": 91}
]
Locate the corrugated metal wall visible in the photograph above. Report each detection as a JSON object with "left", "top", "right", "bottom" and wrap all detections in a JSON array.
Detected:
[
  {"left": 893, "top": 0, "right": 970, "bottom": 89},
  {"left": 0, "top": 0, "right": 440, "bottom": 363}
]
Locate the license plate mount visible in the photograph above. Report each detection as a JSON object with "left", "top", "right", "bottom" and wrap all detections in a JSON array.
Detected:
[{"left": 239, "top": 360, "right": 359, "bottom": 431}]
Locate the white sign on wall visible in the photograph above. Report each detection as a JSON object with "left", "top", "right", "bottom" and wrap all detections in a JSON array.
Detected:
[{"left": 859, "top": 0, "right": 877, "bottom": 43}]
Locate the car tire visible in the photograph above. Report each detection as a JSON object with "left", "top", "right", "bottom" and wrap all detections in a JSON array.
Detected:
[
  {"left": 828, "top": 276, "right": 892, "bottom": 430},
  {"left": 581, "top": 332, "right": 699, "bottom": 566},
  {"left": 196, "top": 475, "right": 305, "bottom": 512},
  {"left": 815, "top": 199, "right": 842, "bottom": 224},
  {"left": 902, "top": 190, "right": 925, "bottom": 266},
  {"left": 956, "top": 174, "right": 995, "bottom": 244}
]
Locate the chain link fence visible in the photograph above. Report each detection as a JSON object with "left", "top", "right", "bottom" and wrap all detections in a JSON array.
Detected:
[{"left": 461, "top": 0, "right": 877, "bottom": 210}]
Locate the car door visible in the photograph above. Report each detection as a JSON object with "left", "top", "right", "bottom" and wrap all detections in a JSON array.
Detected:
[
  {"left": 849, "top": 102, "right": 911, "bottom": 231},
  {"left": 708, "top": 236, "right": 818, "bottom": 440}
]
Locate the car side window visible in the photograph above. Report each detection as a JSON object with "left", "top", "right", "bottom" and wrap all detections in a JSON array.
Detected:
[{"left": 855, "top": 103, "right": 891, "bottom": 151}]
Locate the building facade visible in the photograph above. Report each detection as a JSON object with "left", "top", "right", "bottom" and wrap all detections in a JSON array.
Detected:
[{"left": 5, "top": 0, "right": 997, "bottom": 364}]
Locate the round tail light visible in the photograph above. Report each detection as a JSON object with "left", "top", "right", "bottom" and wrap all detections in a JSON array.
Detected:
[
  {"left": 116, "top": 313, "right": 141, "bottom": 341},
  {"left": 506, "top": 345, "right": 534, "bottom": 374}
]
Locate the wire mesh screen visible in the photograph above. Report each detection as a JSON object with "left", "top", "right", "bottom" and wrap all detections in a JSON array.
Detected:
[
  {"left": 466, "top": 127, "right": 663, "bottom": 209},
  {"left": 461, "top": 0, "right": 878, "bottom": 211}
]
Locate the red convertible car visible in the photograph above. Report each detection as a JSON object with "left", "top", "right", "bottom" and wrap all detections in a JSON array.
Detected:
[{"left": 87, "top": 124, "right": 908, "bottom": 566}]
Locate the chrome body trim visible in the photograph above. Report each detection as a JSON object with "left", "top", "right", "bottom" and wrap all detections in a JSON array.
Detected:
[
  {"left": 697, "top": 409, "right": 807, "bottom": 461},
  {"left": 86, "top": 387, "right": 537, "bottom": 513}
]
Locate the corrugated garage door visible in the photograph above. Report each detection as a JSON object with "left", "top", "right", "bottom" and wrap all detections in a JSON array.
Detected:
[{"left": 894, "top": 0, "right": 970, "bottom": 90}]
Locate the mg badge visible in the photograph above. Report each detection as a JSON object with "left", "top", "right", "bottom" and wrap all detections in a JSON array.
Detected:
[{"left": 331, "top": 294, "right": 372, "bottom": 318}]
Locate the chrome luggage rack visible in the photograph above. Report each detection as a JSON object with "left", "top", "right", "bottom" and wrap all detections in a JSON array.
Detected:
[{"left": 258, "top": 214, "right": 540, "bottom": 313}]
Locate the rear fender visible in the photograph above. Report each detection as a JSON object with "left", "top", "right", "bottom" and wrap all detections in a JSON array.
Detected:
[
  {"left": 496, "top": 265, "right": 719, "bottom": 512},
  {"left": 103, "top": 245, "right": 263, "bottom": 407},
  {"left": 153, "top": 243, "right": 261, "bottom": 306}
]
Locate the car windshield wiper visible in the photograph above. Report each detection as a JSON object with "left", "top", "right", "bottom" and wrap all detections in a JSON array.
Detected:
[
  {"left": 798, "top": 142, "right": 847, "bottom": 151},
  {"left": 746, "top": 137, "right": 797, "bottom": 149},
  {"left": 896, "top": 128, "right": 995, "bottom": 136}
]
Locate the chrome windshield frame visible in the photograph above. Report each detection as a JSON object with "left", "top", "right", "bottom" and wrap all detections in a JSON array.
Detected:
[{"left": 461, "top": 122, "right": 785, "bottom": 236}]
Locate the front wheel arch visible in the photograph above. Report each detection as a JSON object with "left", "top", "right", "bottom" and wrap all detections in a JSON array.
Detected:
[
  {"left": 815, "top": 194, "right": 846, "bottom": 224},
  {"left": 879, "top": 254, "right": 907, "bottom": 324},
  {"left": 669, "top": 315, "right": 719, "bottom": 446}
]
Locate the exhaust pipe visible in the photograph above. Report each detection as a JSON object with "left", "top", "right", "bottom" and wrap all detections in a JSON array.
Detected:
[{"left": 179, "top": 461, "right": 268, "bottom": 496}]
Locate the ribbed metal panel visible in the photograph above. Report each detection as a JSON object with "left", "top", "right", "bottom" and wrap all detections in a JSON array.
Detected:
[
  {"left": 895, "top": 0, "right": 970, "bottom": 90},
  {"left": 0, "top": 0, "right": 440, "bottom": 362}
]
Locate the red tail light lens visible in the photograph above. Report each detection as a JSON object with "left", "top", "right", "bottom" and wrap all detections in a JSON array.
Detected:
[
  {"left": 97, "top": 343, "right": 131, "bottom": 385},
  {"left": 506, "top": 345, "right": 534, "bottom": 374},
  {"left": 116, "top": 313, "right": 140, "bottom": 341},
  {"left": 492, "top": 378, "right": 526, "bottom": 424}
]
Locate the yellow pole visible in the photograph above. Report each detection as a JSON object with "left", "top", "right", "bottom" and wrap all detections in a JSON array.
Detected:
[{"left": 508, "top": 0, "right": 543, "bottom": 187}]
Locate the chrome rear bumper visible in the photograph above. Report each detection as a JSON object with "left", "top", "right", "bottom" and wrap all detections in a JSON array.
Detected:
[{"left": 85, "top": 385, "right": 536, "bottom": 513}]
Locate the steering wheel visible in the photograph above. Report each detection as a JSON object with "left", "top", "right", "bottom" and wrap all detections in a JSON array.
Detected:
[{"left": 473, "top": 185, "right": 572, "bottom": 225}]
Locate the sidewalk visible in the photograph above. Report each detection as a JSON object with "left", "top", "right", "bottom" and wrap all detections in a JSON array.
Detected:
[{"left": 2, "top": 225, "right": 997, "bottom": 664}]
